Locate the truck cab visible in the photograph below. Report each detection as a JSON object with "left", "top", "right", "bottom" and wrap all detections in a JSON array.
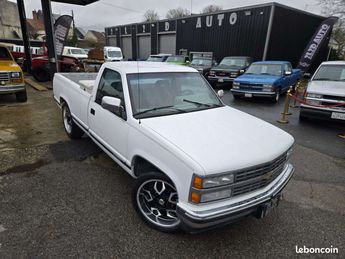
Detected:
[
  {"left": 0, "top": 44, "right": 27, "bottom": 102},
  {"left": 63, "top": 46, "right": 88, "bottom": 61}
]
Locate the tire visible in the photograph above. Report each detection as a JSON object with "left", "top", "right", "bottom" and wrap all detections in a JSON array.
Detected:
[
  {"left": 32, "top": 65, "right": 52, "bottom": 82},
  {"left": 271, "top": 90, "right": 280, "bottom": 103},
  {"left": 132, "top": 172, "right": 180, "bottom": 232},
  {"left": 62, "top": 103, "right": 84, "bottom": 139},
  {"left": 15, "top": 89, "right": 27, "bottom": 102}
]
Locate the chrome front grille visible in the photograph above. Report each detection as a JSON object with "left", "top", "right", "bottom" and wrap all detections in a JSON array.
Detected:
[
  {"left": 232, "top": 152, "right": 287, "bottom": 197},
  {"left": 0, "top": 72, "right": 10, "bottom": 82}
]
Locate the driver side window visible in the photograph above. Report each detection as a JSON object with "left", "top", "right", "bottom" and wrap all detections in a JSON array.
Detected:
[{"left": 95, "top": 68, "right": 125, "bottom": 106}]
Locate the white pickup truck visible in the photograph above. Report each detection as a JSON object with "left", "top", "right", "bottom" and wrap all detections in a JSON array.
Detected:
[
  {"left": 53, "top": 62, "right": 294, "bottom": 233},
  {"left": 300, "top": 61, "right": 345, "bottom": 122}
]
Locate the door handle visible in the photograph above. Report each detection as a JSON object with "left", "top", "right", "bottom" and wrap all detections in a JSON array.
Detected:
[{"left": 90, "top": 108, "right": 95, "bottom": 115}]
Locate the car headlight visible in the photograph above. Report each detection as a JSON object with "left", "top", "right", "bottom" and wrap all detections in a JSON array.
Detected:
[
  {"left": 286, "top": 147, "right": 293, "bottom": 160},
  {"left": 230, "top": 72, "right": 238, "bottom": 77},
  {"left": 262, "top": 84, "right": 273, "bottom": 92},
  {"left": 190, "top": 173, "right": 234, "bottom": 203},
  {"left": 307, "top": 93, "right": 322, "bottom": 98},
  {"left": 233, "top": 81, "right": 240, "bottom": 86},
  {"left": 11, "top": 72, "right": 21, "bottom": 78}
]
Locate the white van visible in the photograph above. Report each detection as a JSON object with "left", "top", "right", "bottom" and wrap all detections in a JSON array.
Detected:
[
  {"left": 63, "top": 46, "right": 88, "bottom": 60},
  {"left": 104, "top": 46, "right": 123, "bottom": 62}
]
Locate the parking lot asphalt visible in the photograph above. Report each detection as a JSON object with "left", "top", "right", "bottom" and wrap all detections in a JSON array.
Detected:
[{"left": 0, "top": 86, "right": 344, "bottom": 258}]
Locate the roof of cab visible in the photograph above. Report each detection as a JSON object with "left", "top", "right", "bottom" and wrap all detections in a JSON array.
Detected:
[
  {"left": 103, "top": 61, "right": 198, "bottom": 74},
  {"left": 320, "top": 61, "right": 345, "bottom": 65},
  {"left": 252, "top": 61, "right": 290, "bottom": 65}
]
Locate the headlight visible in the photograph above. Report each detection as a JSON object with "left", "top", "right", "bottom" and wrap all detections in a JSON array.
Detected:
[
  {"left": 190, "top": 173, "right": 234, "bottom": 203},
  {"left": 233, "top": 81, "right": 240, "bottom": 86},
  {"left": 286, "top": 147, "right": 293, "bottom": 160},
  {"left": 11, "top": 72, "right": 21, "bottom": 78},
  {"left": 230, "top": 72, "right": 238, "bottom": 77},
  {"left": 307, "top": 93, "right": 322, "bottom": 98},
  {"left": 262, "top": 84, "right": 273, "bottom": 92}
]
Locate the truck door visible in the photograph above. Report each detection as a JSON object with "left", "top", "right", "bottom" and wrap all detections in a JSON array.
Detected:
[
  {"left": 88, "top": 68, "right": 129, "bottom": 165},
  {"left": 283, "top": 63, "right": 293, "bottom": 91}
]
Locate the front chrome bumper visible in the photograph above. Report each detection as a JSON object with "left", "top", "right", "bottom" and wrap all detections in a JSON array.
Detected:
[
  {"left": 0, "top": 84, "right": 26, "bottom": 94},
  {"left": 231, "top": 89, "right": 276, "bottom": 97},
  {"left": 177, "top": 163, "right": 294, "bottom": 233}
]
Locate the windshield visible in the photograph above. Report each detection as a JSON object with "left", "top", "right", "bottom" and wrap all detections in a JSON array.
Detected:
[
  {"left": 246, "top": 64, "right": 282, "bottom": 76},
  {"left": 220, "top": 58, "right": 246, "bottom": 67},
  {"left": 147, "top": 56, "right": 164, "bottom": 62},
  {"left": 313, "top": 65, "right": 345, "bottom": 81},
  {"left": 166, "top": 56, "right": 184, "bottom": 62},
  {"left": 0, "top": 47, "right": 12, "bottom": 60},
  {"left": 70, "top": 48, "right": 86, "bottom": 55},
  {"left": 191, "top": 58, "right": 212, "bottom": 66},
  {"left": 108, "top": 50, "right": 122, "bottom": 58},
  {"left": 127, "top": 72, "right": 223, "bottom": 119}
]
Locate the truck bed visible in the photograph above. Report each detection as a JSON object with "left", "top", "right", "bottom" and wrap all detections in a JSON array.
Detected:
[{"left": 58, "top": 73, "right": 97, "bottom": 94}]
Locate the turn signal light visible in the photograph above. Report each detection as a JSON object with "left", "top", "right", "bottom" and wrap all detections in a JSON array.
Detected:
[
  {"left": 193, "top": 176, "right": 203, "bottom": 189},
  {"left": 191, "top": 192, "right": 201, "bottom": 203}
]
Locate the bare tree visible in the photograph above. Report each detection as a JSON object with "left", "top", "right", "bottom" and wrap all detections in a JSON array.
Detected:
[
  {"left": 166, "top": 7, "right": 190, "bottom": 19},
  {"left": 319, "top": 0, "right": 345, "bottom": 59},
  {"left": 143, "top": 9, "right": 159, "bottom": 22},
  {"left": 201, "top": 5, "right": 223, "bottom": 14}
]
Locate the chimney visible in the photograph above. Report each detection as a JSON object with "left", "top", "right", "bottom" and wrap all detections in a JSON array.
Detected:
[{"left": 32, "top": 10, "right": 37, "bottom": 20}]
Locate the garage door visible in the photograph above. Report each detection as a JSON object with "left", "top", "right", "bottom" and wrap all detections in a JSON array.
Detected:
[
  {"left": 159, "top": 34, "right": 176, "bottom": 54},
  {"left": 138, "top": 35, "right": 151, "bottom": 60},
  {"left": 121, "top": 36, "right": 132, "bottom": 60},
  {"left": 108, "top": 36, "right": 117, "bottom": 47}
]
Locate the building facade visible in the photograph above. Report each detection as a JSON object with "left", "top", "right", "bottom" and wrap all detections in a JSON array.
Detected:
[{"left": 0, "top": 0, "right": 22, "bottom": 39}]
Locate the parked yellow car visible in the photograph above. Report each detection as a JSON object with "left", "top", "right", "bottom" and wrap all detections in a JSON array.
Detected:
[{"left": 0, "top": 44, "right": 27, "bottom": 102}]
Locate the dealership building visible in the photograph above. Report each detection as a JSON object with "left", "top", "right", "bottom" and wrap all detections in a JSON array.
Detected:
[{"left": 105, "top": 2, "right": 329, "bottom": 69}]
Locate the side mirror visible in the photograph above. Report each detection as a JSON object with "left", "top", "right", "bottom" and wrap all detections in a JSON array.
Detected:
[
  {"left": 104, "top": 55, "right": 107, "bottom": 59},
  {"left": 303, "top": 73, "right": 311, "bottom": 79},
  {"left": 101, "top": 96, "right": 126, "bottom": 119},
  {"left": 217, "top": 89, "right": 224, "bottom": 98},
  {"left": 285, "top": 71, "right": 292, "bottom": 76}
]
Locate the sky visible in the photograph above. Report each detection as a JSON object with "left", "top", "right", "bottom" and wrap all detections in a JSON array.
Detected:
[{"left": 16, "top": 0, "right": 323, "bottom": 31}]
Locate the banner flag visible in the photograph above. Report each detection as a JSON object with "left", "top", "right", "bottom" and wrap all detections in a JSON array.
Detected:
[{"left": 54, "top": 15, "right": 73, "bottom": 59}]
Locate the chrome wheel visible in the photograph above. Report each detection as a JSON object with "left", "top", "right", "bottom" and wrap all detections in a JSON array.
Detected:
[
  {"left": 136, "top": 179, "right": 179, "bottom": 228},
  {"left": 63, "top": 106, "right": 72, "bottom": 134}
]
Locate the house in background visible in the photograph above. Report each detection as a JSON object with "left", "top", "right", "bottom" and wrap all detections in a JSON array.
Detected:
[
  {"left": 26, "top": 10, "right": 46, "bottom": 40},
  {"left": 84, "top": 30, "right": 105, "bottom": 47},
  {"left": 0, "top": 0, "right": 22, "bottom": 39}
]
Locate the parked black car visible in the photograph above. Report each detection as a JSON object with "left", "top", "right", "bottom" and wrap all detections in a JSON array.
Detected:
[
  {"left": 189, "top": 57, "right": 218, "bottom": 76},
  {"left": 207, "top": 56, "right": 253, "bottom": 87}
]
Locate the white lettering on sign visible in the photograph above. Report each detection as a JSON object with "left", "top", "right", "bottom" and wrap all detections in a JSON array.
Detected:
[
  {"left": 142, "top": 25, "right": 145, "bottom": 33},
  {"left": 217, "top": 14, "right": 224, "bottom": 26},
  {"left": 196, "top": 17, "right": 201, "bottom": 28},
  {"left": 229, "top": 12, "right": 237, "bottom": 25},
  {"left": 304, "top": 24, "right": 330, "bottom": 60},
  {"left": 165, "top": 22, "right": 170, "bottom": 31},
  {"left": 124, "top": 27, "right": 127, "bottom": 34},
  {"left": 206, "top": 16, "right": 213, "bottom": 27},
  {"left": 55, "top": 24, "right": 68, "bottom": 56}
]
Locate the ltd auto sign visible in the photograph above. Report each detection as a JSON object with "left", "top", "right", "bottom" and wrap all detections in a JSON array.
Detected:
[{"left": 195, "top": 13, "right": 238, "bottom": 28}]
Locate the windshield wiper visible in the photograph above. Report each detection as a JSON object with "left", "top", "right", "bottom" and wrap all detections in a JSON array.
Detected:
[
  {"left": 183, "top": 99, "right": 222, "bottom": 107},
  {"left": 134, "top": 105, "right": 186, "bottom": 117}
]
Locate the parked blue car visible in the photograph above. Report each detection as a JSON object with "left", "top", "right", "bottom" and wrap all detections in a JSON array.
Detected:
[{"left": 231, "top": 61, "right": 301, "bottom": 102}]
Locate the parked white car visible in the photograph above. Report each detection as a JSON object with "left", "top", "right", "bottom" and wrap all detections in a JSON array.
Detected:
[
  {"left": 300, "top": 61, "right": 345, "bottom": 122},
  {"left": 53, "top": 62, "right": 294, "bottom": 233},
  {"left": 62, "top": 46, "right": 88, "bottom": 60},
  {"left": 104, "top": 46, "right": 123, "bottom": 62}
]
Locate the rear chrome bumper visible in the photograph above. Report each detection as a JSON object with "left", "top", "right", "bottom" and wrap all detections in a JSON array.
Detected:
[
  {"left": 177, "top": 163, "right": 294, "bottom": 233},
  {"left": 0, "top": 84, "right": 25, "bottom": 94}
]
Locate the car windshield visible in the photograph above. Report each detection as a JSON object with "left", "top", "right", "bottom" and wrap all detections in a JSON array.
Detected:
[
  {"left": 127, "top": 72, "right": 223, "bottom": 119},
  {"left": 70, "top": 48, "right": 86, "bottom": 55},
  {"left": 147, "top": 56, "right": 164, "bottom": 62},
  {"left": 191, "top": 58, "right": 212, "bottom": 66},
  {"left": 108, "top": 50, "right": 122, "bottom": 58},
  {"left": 246, "top": 64, "right": 282, "bottom": 76},
  {"left": 0, "top": 47, "right": 12, "bottom": 60},
  {"left": 313, "top": 65, "right": 345, "bottom": 81},
  {"left": 166, "top": 56, "right": 184, "bottom": 62},
  {"left": 220, "top": 58, "right": 246, "bottom": 67}
]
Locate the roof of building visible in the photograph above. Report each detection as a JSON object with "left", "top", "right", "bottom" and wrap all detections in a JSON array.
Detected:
[
  {"left": 104, "top": 61, "right": 197, "bottom": 74},
  {"left": 26, "top": 19, "right": 45, "bottom": 31},
  {"left": 87, "top": 30, "right": 105, "bottom": 42}
]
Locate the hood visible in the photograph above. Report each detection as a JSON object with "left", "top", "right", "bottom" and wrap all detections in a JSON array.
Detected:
[
  {"left": 190, "top": 65, "right": 211, "bottom": 70},
  {"left": 211, "top": 64, "right": 240, "bottom": 72},
  {"left": 141, "top": 106, "right": 294, "bottom": 175},
  {"left": 235, "top": 74, "right": 280, "bottom": 85},
  {"left": 307, "top": 80, "right": 345, "bottom": 97},
  {"left": 0, "top": 60, "right": 21, "bottom": 72}
]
